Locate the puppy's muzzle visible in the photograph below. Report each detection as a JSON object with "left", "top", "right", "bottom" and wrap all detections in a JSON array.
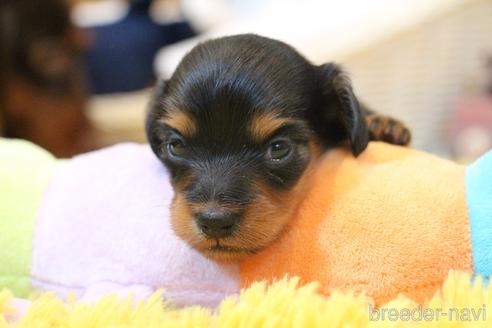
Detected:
[{"left": 195, "top": 209, "right": 240, "bottom": 239}]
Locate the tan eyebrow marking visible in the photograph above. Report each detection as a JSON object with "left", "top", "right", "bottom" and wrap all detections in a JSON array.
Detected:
[
  {"left": 159, "top": 111, "right": 197, "bottom": 136},
  {"left": 249, "top": 113, "right": 294, "bottom": 142}
]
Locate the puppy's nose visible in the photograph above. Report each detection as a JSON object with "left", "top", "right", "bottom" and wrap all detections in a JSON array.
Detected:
[{"left": 196, "top": 210, "right": 239, "bottom": 238}]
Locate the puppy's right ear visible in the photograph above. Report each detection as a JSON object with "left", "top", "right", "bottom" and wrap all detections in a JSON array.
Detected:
[{"left": 146, "top": 79, "right": 168, "bottom": 154}]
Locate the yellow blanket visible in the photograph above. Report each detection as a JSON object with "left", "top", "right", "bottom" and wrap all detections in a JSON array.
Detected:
[{"left": 1, "top": 272, "right": 489, "bottom": 327}]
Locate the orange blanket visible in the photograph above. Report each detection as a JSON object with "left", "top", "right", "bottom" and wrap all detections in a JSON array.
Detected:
[{"left": 241, "top": 142, "right": 473, "bottom": 305}]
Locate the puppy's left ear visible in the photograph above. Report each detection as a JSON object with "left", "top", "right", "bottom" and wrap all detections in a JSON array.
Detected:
[{"left": 314, "top": 63, "right": 369, "bottom": 156}]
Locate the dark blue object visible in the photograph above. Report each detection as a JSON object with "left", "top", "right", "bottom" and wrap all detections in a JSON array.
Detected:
[{"left": 83, "top": 0, "right": 195, "bottom": 94}]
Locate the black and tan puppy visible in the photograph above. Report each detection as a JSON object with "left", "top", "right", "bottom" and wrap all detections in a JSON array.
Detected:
[{"left": 146, "top": 34, "right": 410, "bottom": 261}]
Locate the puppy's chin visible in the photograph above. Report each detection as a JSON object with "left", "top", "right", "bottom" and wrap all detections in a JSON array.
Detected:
[
  {"left": 201, "top": 244, "right": 258, "bottom": 262},
  {"left": 173, "top": 227, "right": 284, "bottom": 263}
]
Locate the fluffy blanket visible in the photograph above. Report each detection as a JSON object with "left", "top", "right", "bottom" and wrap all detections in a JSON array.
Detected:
[{"left": 1, "top": 272, "right": 490, "bottom": 327}]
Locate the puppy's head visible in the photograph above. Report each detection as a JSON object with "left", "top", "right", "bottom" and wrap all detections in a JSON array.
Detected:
[{"left": 147, "top": 34, "right": 368, "bottom": 261}]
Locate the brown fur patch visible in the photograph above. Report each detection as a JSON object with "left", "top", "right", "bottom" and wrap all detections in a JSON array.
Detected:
[
  {"left": 366, "top": 114, "right": 411, "bottom": 146},
  {"left": 249, "top": 112, "right": 294, "bottom": 142},
  {"left": 171, "top": 193, "right": 203, "bottom": 246},
  {"left": 159, "top": 110, "right": 197, "bottom": 137}
]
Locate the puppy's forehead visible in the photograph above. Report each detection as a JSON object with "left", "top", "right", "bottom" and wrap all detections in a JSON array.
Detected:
[{"left": 160, "top": 35, "right": 318, "bottom": 142}]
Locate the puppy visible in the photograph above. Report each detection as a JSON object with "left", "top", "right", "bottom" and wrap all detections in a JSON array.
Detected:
[{"left": 146, "top": 34, "right": 410, "bottom": 261}]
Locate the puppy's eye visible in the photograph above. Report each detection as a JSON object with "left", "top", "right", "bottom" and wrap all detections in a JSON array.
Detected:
[
  {"left": 166, "top": 139, "right": 186, "bottom": 158},
  {"left": 266, "top": 140, "right": 292, "bottom": 162}
]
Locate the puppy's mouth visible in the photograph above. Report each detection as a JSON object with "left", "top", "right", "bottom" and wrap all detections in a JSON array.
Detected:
[
  {"left": 202, "top": 239, "right": 258, "bottom": 260},
  {"left": 208, "top": 239, "right": 250, "bottom": 253}
]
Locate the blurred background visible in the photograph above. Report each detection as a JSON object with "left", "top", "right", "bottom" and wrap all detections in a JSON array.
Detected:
[{"left": 1, "top": 0, "right": 491, "bottom": 161}]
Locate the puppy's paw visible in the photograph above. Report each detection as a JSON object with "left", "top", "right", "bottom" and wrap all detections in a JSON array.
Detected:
[{"left": 366, "top": 114, "right": 411, "bottom": 146}]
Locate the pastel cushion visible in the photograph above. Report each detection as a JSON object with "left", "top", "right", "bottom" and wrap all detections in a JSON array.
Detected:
[
  {"left": 0, "top": 139, "right": 58, "bottom": 297},
  {"left": 1, "top": 138, "right": 488, "bottom": 309},
  {"left": 241, "top": 142, "right": 473, "bottom": 305},
  {"left": 31, "top": 143, "right": 239, "bottom": 307}
]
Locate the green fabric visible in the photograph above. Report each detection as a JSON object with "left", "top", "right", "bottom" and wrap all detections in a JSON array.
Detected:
[{"left": 0, "top": 139, "right": 57, "bottom": 297}]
